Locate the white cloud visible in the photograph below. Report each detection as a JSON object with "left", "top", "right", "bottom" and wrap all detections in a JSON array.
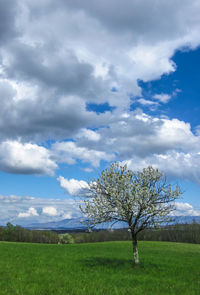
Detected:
[
  {"left": 18, "top": 207, "right": 38, "bottom": 218},
  {"left": 0, "top": 140, "right": 57, "bottom": 175},
  {"left": 72, "top": 109, "right": 199, "bottom": 183},
  {"left": 57, "top": 176, "right": 89, "bottom": 196},
  {"left": 0, "top": 108, "right": 198, "bottom": 183},
  {"left": 92, "top": 110, "right": 199, "bottom": 158},
  {"left": 76, "top": 128, "right": 101, "bottom": 142},
  {"left": 0, "top": 0, "right": 199, "bottom": 189},
  {"left": 52, "top": 141, "right": 115, "bottom": 167},
  {"left": 153, "top": 93, "right": 171, "bottom": 103},
  {"left": 137, "top": 98, "right": 159, "bottom": 106},
  {"left": 174, "top": 202, "right": 200, "bottom": 216},
  {"left": 137, "top": 88, "right": 181, "bottom": 109},
  {"left": 42, "top": 206, "right": 58, "bottom": 216},
  {"left": 0, "top": 0, "right": 200, "bottom": 143},
  {"left": 124, "top": 151, "right": 200, "bottom": 184}
]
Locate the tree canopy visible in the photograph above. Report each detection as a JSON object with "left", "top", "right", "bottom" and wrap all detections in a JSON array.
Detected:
[{"left": 80, "top": 163, "right": 182, "bottom": 264}]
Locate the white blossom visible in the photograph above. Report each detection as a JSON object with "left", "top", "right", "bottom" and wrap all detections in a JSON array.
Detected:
[{"left": 80, "top": 163, "right": 182, "bottom": 264}]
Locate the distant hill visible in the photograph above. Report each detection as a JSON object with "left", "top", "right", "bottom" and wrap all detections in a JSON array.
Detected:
[
  {"left": 26, "top": 217, "right": 88, "bottom": 231},
  {"left": 173, "top": 215, "right": 200, "bottom": 224},
  {"left": 25, "top": 216, "right": 200, "bottom": 230}
]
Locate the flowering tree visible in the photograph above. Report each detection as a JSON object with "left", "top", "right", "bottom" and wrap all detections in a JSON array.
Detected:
[{"left": 80, "top": 163, "right": 182, "bottom": 264}]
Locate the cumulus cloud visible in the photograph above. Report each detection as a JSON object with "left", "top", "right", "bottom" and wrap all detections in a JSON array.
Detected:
[
  {"left": 66, "top": 110, "right": 200, "bottom": 183},
  {"left": 52, "top": 141, "right": 115, "bottom": 167},
  {"left": 18, "top": 207, "right": 38, "bottom": 218},
  {"left": 0, "top": 107, "right": 199, "bottom": 182},
  {"left": 0, "top": 0, "right": 199, "bottom": 143},
  {"left": 174, "top": 202, "right": 200, "bottom": 216},
  {"left": 124, "top": 151, "right": 200, "bottom": 184},
  {"left": 0, "top": 140, "right": 57, "bottom": 175},
  {"left": 76, "top": 128, "right": 101, "bottom": 142},
  {"left": 0, "top": 0, "right": 199, "bottom": 186},
  {"left": 57, "top": 176, "right": 89, "bottom": 196},
  {"left": 90, "top": 111, "right": 198, "bottom": 157},
  {"left": 0, "top": 80, "right": 105, "bottom": 141},
  {"left": 42, "top": 206, "right": 58, "bottom": 216}
]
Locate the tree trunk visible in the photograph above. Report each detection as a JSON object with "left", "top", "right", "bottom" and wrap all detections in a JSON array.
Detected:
[{"left": 131, "top": 232, "right": 139, "bottom": 264}]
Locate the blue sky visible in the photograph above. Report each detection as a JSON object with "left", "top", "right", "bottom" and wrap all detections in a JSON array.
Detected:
[{"left": 0, "top": 0, "right": 200, "bottom": 225}]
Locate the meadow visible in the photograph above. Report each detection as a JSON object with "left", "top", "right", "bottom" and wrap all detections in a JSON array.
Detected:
[{"left": 0, "top": 241, "right": 199, "bottom": 295}]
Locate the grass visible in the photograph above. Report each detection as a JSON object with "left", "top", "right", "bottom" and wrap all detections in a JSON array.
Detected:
[{"left": 0, "top": 241, "right": 199, "bottom": 295}]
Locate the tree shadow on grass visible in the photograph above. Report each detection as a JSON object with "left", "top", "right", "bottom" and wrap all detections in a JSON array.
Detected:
[{"left": 79, "top": 257, "right": 145, "bottom": 270}]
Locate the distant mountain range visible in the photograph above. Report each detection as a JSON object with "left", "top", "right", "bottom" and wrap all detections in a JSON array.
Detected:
[
  {"left": 26, "top": 217, "right": 88, "bottom": 231},
  {"left": 26, "top": 216, "right": 200, "bottom": 230},
  {"left": 173, "top": 216, "right": 200, "bottom": 224}
]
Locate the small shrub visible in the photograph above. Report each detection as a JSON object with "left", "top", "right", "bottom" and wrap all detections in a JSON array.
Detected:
[{"left": 59, "top": 233, "right": 74, "bottom": 244}]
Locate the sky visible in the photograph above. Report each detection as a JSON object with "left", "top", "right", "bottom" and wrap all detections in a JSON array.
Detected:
[{"left": 0, "top": 0, "right": 200, "bottom": 226}]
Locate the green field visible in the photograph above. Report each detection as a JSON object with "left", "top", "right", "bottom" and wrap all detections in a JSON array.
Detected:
[{"left": 0, "top": 241, "right": 199, "bottom": 295}]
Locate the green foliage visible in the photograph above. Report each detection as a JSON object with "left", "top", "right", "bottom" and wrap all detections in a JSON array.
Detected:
[
  {"left": 138, "top": 222, "right": 200, "bottom": 244},
  {"left": 0, "top": 241, "right": 199, "bottom": 294},
  {"left": 71, "top": 229, "right": 131, "bottom": 243},
  {"left": 70, "top": 223, "right": 200, "bottom": 244},
  {"left": 0, "top": 223, "right": 59, "bottom": 244},
  {"left": 59, "top": 233, "right": 74, "bottom": 244},
  {"left": 1, "top": 222, "right": 199, "bottom": 246}
]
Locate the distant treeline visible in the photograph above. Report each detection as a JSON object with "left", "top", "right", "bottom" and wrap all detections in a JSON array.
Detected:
[
  {"left": 0, "top": 223, "right": 59, "bottom": 244},
  {"left": 0, "top": 222, "right": 200, "bottom": 244},
  {"left": 138, "top": 223, "right": 200, "bottom": 244},
  {"left": 70, "top": 222, "right": 200, "bottom": 244}
]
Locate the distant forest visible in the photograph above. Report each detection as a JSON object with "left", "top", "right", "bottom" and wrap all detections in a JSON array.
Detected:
[
  {"left": 0, "top": 223, "right": 59, "bottom": 244},
  {"left": 0, "top": 222, "right": 200, "bottom": 244}
]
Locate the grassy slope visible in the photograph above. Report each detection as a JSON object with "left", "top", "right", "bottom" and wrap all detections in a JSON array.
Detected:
[{"left": 0, "top": 241, "right": 199, "bottom": 295}]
